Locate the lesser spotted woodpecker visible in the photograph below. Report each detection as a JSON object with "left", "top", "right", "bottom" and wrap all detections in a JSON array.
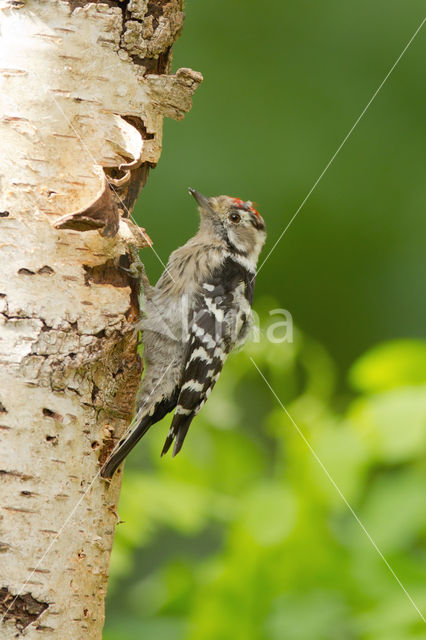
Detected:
[{"left": 101, "top": 189, "right": 266, "bottom": 478}]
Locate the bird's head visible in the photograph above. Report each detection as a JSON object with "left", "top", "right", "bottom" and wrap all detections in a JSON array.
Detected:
[{"left": 189, "top": 188, "right": 266, "bottom": 267}]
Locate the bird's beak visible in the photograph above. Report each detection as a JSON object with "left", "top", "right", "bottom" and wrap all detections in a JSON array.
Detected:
[{"left": 188, "top": 188, "right": 211, "bottom": 212}]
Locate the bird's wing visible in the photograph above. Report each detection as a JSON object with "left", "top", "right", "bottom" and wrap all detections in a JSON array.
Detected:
[{"left": 161, "top": 284, "right": 230, "bottom": 457}]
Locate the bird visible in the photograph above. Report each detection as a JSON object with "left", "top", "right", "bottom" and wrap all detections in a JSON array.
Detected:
[{"left": 101, "top": 188, "right": 266, "bottom": 478}]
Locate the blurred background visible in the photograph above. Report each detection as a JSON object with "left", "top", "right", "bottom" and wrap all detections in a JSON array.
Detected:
[{"left": 104, "top": 1, "right": 426, "bottom": 638}]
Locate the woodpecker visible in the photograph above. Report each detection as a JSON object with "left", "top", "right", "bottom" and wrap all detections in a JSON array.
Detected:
[{"left": 101, "top": 189, "right": 266, "bottom": 478}]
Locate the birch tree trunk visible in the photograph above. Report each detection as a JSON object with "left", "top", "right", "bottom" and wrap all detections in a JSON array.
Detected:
[{"left": 0, "top": 1, "right": 201, "bottom": 637}]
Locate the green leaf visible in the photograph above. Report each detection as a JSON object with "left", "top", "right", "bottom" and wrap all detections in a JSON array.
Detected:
[
  {"left": 349, "top": 340, "right": 426, "bottom": 393},
  {"left": 348, "top": 386, "right": 426, "bottom": 462}
]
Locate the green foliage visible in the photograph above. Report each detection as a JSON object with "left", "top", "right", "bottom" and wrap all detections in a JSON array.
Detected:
[
  {"left": 349, "top": 340, "right": 426, "bottom": 394},
  {"left": 104, "top": 314, "right": 426, "bottom": 639}
]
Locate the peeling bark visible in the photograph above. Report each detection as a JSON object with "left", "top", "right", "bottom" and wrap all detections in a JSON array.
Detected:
[
  {"left": 0, "top": 1, "right": 201, "bottom": 638},
  {"left": 0, "top": 588, "right": 49, "bottom": 632}
]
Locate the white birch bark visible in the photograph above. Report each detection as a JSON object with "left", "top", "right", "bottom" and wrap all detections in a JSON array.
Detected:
[{"left": 0, "top": 1, "right": 201, "bottom": 637}]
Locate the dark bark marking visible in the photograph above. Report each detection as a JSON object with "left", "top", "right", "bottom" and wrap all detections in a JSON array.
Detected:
[
  {"left": 0, "top": 470, "right": 33, "bottom": 481},
  {"left": 83, "top": 259, "right": 129, "bottom": 288},
  {"left": 147, "top": 0, "right": 167, "bottom": 29},
  {"left": 98, "top": 431, "right": 117, "bottom": 467},
  {"left": 18, "top": 268, "right": 35, "bottom": 276},
  {"left": 0, "top": 587, "right": 49, "bottom": 631},
  {"left": 68, "top": 0, "right": 125, "bottom": 12},
  {"left": 38, "top": 265, "right": 54, "bottom": 275},
  {"left": 42, "top": 408, "right": 63, "bottom": 422},
  {"left": 91, "top": 383, "right": 100, "bottom": 405},
  {"left": 118, "top": 252, "right": 141, "bottom": 321},
  {"left": 39, "top": 530, "right": 58, "bottom": 535}
]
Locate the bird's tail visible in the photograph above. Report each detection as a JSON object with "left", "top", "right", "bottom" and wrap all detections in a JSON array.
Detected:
[
  {"left": 161, "top": 412, "right": 194, "bottom": 458},
  {"left": 101, "top": 393, "right": 178, "bottom": 478}
]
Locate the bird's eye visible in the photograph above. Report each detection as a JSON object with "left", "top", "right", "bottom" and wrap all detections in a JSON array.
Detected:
[{"left": 229, "top": 212, "right": 241, "bottom": 223}]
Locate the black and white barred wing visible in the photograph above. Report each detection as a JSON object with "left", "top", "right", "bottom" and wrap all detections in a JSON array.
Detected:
[{"left": 161, "top": 288, "right": 230, "bottom": 457}]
